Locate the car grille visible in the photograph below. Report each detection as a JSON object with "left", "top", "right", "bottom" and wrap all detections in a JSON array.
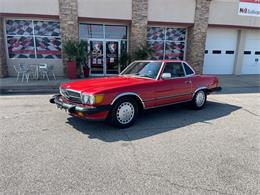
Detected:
[{"left": 62, "top": 89, "right": 82, "bottom": 104}]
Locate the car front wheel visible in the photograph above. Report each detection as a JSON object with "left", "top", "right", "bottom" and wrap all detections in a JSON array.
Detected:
[
  {"left": 109, "top": 97, "right": 138, "bottom": 128},
  {"left": 191, "top": 90, "right": 207, "bottom": 109}
]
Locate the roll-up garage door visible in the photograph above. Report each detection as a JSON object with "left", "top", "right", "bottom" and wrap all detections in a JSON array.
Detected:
[
  {"left": 203, "top": 28, "right": 238, "bottom": 74},
  {"left": 241, "top": 31, "right": 260, "bottom": 74}
]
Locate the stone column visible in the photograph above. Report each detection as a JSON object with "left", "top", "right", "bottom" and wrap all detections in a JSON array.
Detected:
[
  {"left": 0, "top": 17, "right": 8, "bottom": 78},
  {"left": 129, "top": 0, "right": 148, "bottom": 55},
  {"left": 186, "top": 0, "right": 212, "bottom": 74},
  {"left": 58, "top": 0, "right": 79, "bottom": 75}
]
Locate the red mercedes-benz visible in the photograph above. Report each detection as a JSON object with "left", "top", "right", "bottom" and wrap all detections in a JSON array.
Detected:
[{"left": 50, "top": 60, "right": 221, "bottom": 128}]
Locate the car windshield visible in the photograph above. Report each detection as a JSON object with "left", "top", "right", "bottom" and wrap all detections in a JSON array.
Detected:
[{"left": 121, "top": 61, "right": 162, "bottom": 79}]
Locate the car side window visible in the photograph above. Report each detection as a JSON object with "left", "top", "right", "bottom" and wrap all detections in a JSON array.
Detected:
[
  {"left": 163, "top": 62, "right": 185, "bottom": 78},
  {"left": 183, "top": 63, "right": 194, "bottom": 75}
]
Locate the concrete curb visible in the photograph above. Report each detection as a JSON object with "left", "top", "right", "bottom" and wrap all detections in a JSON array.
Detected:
[{"left": 0, "top": 85, "right": 59, "bottom": 94}]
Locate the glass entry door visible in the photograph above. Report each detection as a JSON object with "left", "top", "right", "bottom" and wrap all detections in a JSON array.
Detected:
[
  {"left": 105, "top": 41, "right": 120, "bottom": 74},
  {"left": 89, "top": 40, "right": 104, "bottom": 74},
  {"left": 89, "top": 40, "right": 120, "bottom": 75}
]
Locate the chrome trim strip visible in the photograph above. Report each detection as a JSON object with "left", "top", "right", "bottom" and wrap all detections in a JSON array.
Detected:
[
  {"left": 111, "top": 92, "right": 146, "bottom": 109},
  {"left": 65, "top": 88, "right": 81, "bottom": 93},
  {"left": 192, "top": 87, "right": 207, "bottom": 97},
  {"left": 57, "top": 101, "right": 94, "bottom": 111},
  {"left": 120, "top": 61, "right": 135, "bottom": 75},
  {"left": 120, "top": 75, "right": 155, "bottom": 80},
  {"left": 156, "top": 61, "right": 165, "bottom": 80},
  {"left": 143, "top": 93, "right": 192, "bottom": 102},
  {"left": 144, "top": 99, "right": 191, "bottom": 110}
]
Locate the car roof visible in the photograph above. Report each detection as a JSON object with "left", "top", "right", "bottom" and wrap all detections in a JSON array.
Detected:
[{"left": 134, "top": 60, "right": 185, "bottom": 63}]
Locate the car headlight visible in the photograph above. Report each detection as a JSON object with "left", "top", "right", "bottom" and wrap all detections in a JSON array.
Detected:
[
  {"left": 81, "top": 94, "right": 104, "bottom": 105},
  {"left": 59, "top": 87, "right": 65, "bottom": 96}
]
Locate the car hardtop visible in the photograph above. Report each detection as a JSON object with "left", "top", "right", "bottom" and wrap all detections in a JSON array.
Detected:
[
  {"left": 133, "top": 60, "right": 185, "bottom": 63},
  {"left": 131, "top": 60, "right": 196, "bottom": 76}
]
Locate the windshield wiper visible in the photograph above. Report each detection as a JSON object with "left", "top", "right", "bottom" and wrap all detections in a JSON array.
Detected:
[{"left": 136, "top": 73, "right": 153, "bottom": 78}]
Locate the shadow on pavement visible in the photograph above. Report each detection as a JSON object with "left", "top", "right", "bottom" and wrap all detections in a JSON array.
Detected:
[
  {"left": 218, "top": 87, "right": 260, "bottom": 94},
  {"left": 66, "top": 101, "right": 241, "bottom": 142}
]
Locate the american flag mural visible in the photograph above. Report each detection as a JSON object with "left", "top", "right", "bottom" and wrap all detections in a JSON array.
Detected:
[
  {"left": 7, "top": 36, "right": 35, "bottom": 58},
  {"left": 33, "top": 21, "right": 60, "bottom": 36},
  {"left": 5, "top": 20, "right": 61, "bottom": 59},
  {"left": 165, "top": 42, "right": 185, "bottom": 60},
  {"left": 6, "top": 20, "right": 33, "bottom": 35},
  {"left": 165, "top": 28, "right": 186, "bottom": 41},
  {"left": 147, "top": 27, "right": 186, "bottom": 60},
  {"left": 147, "top": 27, "right": 165, "bottom": 41},
  {"left": 36, "top": 37, "right": 61, "bottom": 59},
  {"left": 147, "top": 41, "right": 164, "bottom": 60}
]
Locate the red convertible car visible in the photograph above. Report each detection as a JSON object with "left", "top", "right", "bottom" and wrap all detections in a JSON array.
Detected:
[{"left": 50, "top": 60, "right": 221, "bottom": 128}]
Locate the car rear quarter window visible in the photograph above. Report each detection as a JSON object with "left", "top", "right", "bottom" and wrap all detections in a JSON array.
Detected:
[
  {"left": 183, "top": 63, "right": 194, "bottom": 75},
  {"left": 163, "top": 62, "right": 185, "bottom": 77}
]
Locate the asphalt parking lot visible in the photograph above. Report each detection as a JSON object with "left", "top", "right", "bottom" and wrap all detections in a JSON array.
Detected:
[{"left": 0, "top": 90, "right": 259, "bottom": 194}]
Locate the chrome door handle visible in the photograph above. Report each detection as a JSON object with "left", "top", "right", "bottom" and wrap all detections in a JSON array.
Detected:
[{"left": 185, "top": 80, "right": 192, "bottom": 84}]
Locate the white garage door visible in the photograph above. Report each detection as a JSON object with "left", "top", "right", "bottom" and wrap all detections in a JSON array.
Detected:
[
  {"left": 203, "top": 28, "right": 238, "bottom": 74},
  {"left": 241, "top": 31, "right": 260, "bottom": 74}
]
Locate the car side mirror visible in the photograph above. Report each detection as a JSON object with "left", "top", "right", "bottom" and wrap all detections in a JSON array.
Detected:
[{"left": 161, "top": 73, "right": 171, "bottom": 79}]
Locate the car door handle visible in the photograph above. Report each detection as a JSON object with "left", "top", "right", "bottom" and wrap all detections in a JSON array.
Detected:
[{"left": 185, "top": 80, "right": 192, "bottom": 84}]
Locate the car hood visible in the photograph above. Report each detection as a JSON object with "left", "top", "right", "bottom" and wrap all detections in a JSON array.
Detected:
[{"left": 61, "top": 76, "right": 154, "bottom": 94}]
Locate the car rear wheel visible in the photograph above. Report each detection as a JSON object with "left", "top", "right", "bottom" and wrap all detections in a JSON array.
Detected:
[
  {"left": 191, "top": 90, "right": 207, "bottom": 109},
  {"left": 109, "top": 97, "right": 138, "bottom": 128}
]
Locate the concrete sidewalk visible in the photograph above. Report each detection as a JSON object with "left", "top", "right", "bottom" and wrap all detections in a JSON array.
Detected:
[
  {"left": 0, "top": 75, "right": 259, "bottom": 94},
  {"left": 0, "top": 77, "right": 85, "bottom": 94},
  {"left": 218, "top": 75, "right": 260, "bottom": 94}
]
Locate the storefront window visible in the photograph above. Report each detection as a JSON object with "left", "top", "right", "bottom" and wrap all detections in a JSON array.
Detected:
[
  {"left": 147, "top": 27, "right": 186, "bottom": 60},
  {"left": 5, "top": 19, "right": 61, "bottom": 59},
  {"left": 79, "top": 23, "right": 128, "bottom": 75},
  {"left": 105, "top": 25, "right": 127, "bottom": 39},
  {"left": 80, "top": 24, "right": 103, "bottom": 39}
]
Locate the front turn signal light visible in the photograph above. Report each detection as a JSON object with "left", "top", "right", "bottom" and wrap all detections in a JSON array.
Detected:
[{"left": 95, "top": 95, "right": 104, "bottom": 104}]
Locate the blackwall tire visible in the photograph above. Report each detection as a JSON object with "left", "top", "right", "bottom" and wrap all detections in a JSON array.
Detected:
[
  {"left": 109, "top": 97, "right": 138, "bottom": 128},
  {"left": 191, "top": 90, "right": 207, "bottom": 110}
]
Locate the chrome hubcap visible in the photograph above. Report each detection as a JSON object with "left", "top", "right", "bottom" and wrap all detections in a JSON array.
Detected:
[
  {"left": 196, "top": 91, "right": 205, "bottom": 107},
  {"left": 116, "top": 102, "right": 135, "bottom": 124}
]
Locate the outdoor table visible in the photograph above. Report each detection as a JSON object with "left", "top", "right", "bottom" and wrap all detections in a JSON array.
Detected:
[{"left": 29, "top": 64, "right": 41, "bottom": 80}]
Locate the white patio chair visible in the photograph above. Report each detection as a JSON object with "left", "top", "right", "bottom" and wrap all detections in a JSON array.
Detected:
[
  {"left": 38, "top": 64, "right": 56, "bottom": 81},
  {"left": 13, "top": 64, "right": 31, "bottom": 83},
  {"left": 47, "top": 65, "right": 56, "bottom": 80}
]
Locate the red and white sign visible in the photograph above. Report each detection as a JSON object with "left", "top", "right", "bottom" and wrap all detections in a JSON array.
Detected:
[{"left": 238, "top": 0, "right": 260, "bottom": 17}]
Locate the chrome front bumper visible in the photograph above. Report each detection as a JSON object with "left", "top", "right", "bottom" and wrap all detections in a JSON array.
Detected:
[{"left": 49, "top": 95, "right": 111, "bottom": 114}]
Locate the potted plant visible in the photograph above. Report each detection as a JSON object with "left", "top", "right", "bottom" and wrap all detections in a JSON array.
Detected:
[
  {"left": 63, "top": 40, "right": 90, "bottom": 79},
  {"left": 119, "top": 52, "right": 132, "bottom": 71},
  {"left": 75, "top": 40, "right": 90, "bottom": 78},
  {"left": 63, "top": 40, "right": 77, "bottom": 79}
]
